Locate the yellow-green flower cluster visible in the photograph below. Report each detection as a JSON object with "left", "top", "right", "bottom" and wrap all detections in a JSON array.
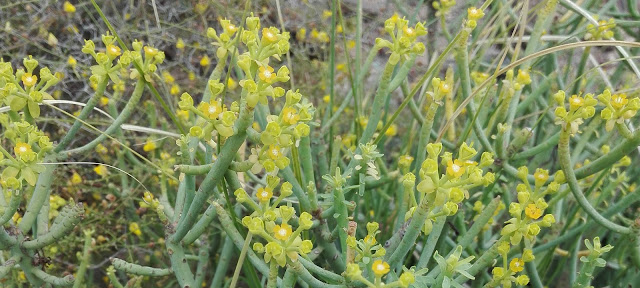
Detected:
[
  {"left": 0, "top": 56, "right": 59, "bottom": 118},
  {"left": 81, "top": 34, "right": 132, "bottom": 85},
  {"left": 597, "top": 89, "right": 639, "bottom": 131},
  {"left": 492, "top": 167, "right": 563, "bottom": 287},
  {"left": 408, "top": 142, "right": 494, "bottom": 234},
  {"left": 432, "top": 0, "right": 456, "bottom": 17},
  {"left": 236, "top": 175, "right": 311, "bottom": 267},
  {"left": 346, "top": 222, "right": 386, "bottom": 264},
  {"left": 585, "top": 18, "right": 616, "bottom": 40},
  {"left": 0, "top": 119, "right": 52, "bottom": 188},
  {"left": 344, "top": 223, "right": 418, "bottom": 288},
  {"left": 179, "top": 82, "right": 238, "bottom": 138},
  {"left": 500, "top": 167, "right": 560, "bottom": 245},
  {"left": 433, "top": 246, "right": 476, "bottom": 284},
  {"left": 553, "top": 90, "right": 597, "bottom": 135},
  {"left": 376, "top": 15, "right": 427, "bottom": 65}
]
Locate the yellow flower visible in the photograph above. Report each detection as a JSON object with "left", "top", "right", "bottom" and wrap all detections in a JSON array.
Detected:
[
  {"left": 533, "top": 168, "right": 549, "bottom": 186},
  {"left": 96, "top": 143, "right": 108, "bottom": 154},
  {"left": 227, "top": 77, "right": 237, "bottom": 90},
  {"left": 371, "top": 260, "right": 390, "bottom": 277},
  {"left": 198, "top": 100, "right": 223, "bottom": 120},
  {"left": 200, "top": 55, "right": 210, "bottom": 67},
  {"left": 71, "top": 172, "right": 82, "bottom": 185},
  {"left": 569, "top": 95, "right": 584, "bottom": 110},
  {"left": 446, "top": 159, "right": 466, "bottom": 178},
  {"left": 467, "top": 7, "right": 485, "bottom": 21},
  {"left": 129, "top": 222, "right": 142, "bottom": 236},
  {"left": 144, "top": 46, "right": 159, "bottom": 58},
  {"left": 21, "top": 73, "right": 38, "bottom": 87},
  {"left": 14, "top": 142, "right": 33, "bottom": 158},
  {"left": 611, "top": 93, "right": 629, "bottom": 109},
  {"left": 256, "top": 187, "right": 273, "bottom": 202},
  {"left": 363, "top": 234, "right": 377, "bottom": 245},
  {"left": 273, "top": 223, "right": 292, "bottom": 240},
  {"left": 100, "top": 96, "right": 109, "bottom": 106},
  {"left": 106, "top": 45, "right": 121, "bottom": 59},
  {"left": 509, "top": 257, "right": 524, "bottom": 272},
  {"left": 281, "top": 107, "right": 300, "bottom": 125},
  {"left": 385, "top": 124, "right": 398, "bottom": 137},
  {"left": 266, "top": 145, "right": 282, "bottom": 160},
  {"left": 94, "top": 165, "right": 108, "bottom": 177},
  {"left": 524, "top": 203, "right": 542, "bottom": 219},
  {"left": 262, "top": 28, "right": 279, "bottom": 43},
  {"left": 143, "top": 140, "right": 157, "bottom": 152},
  {"left": 258, "top": 65, "right": 276, "bottom": 83},
  {"left": 176, "top": 38, "right": 185, "bottom": 50},
  {"left": 63, "top": 1, "right": 76, "bottom": 13},
  {"left": 68, "top": 56, "right": 77, "bottom": 68},
  {"left": 322, "top": 10, "right": 332, "bottom": 20},
  {"left": 297, "top": 27, "right": 307, "bottom": 42},
  {"left": 170, "top": 84, "right": 181, "bottom": 96}
]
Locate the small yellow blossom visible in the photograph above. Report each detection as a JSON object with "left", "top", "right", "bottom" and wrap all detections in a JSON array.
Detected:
[
  {"left": 176, "top": 38, "right": 185, "bottom": 50},
  {"left": 94, "top": 165, "right": 108, "bottom": 177},
  {"left": 143, "top": 140, "right": 157, "bottom": 152},
  {"left": 71, "top": 172, "right": 82, "bottom": 185},
  {"left": 100, "top": 96, "right": 109, "bottom": 106},
  {"left": 446, "top": 159, "right": 466, "bottom": 178},
  {"left": 227, "top": 77, "right": 237, "bottom": 90},
  {"left": 198, "top": 100, "right": 223, "bottom": 120},
  {"left": 266, "top": 145, "right": 282, "bottom": 160},
  {"left": 533, "top": 168, "right": 549, "bottom": 186},
  {"left": 106, "top": 45, "right": 121, "bottom": 59},
  {"left": 129, "top": 222, "right": 142, "bottom": 236},
  {"left": 258, "top": 65, "right": 276, "bottom": 83},
  {"left": 68, "top": 56, "right": 77, "bottom": 68},
  {"left": 273, "top": 223, "right": 292, "bottom": 240},
  {"left": 96, "top": 143, "right": 108, "bottom": 154},
  {"left": 22, "top": 73, "right": 38, "bottom": 87},
  {"left": 569, "top": 95, "right": 585, "bottom": 110},
  {"left": 371, "top": 260, "right": 390, "bottom": 277},
  {"left": 509, "top": 257, "right": 524, "bottom": 272},
  {"left": 200, "top": 55, "right": 211, "bottom": 67},
  {"left": 63, "top": 1, "right": 76, "bottom": 13},
  {"left": 170, "top": 84, "right": 181, "bottom": 95},
  {"left": 281, "top": 107, "right": 300, "bottom": 125},
  {"left": 256, "top": 187, "right": 273, "bottom": 202},
  {"left": 385, "top": 124, "right": 398, "bottom": 137},
  {"left": 524, "top": 203, "right": 543, "bottom": 219},
  {"left": 14, "top": 142, "right": 32, "bottom": 159}
]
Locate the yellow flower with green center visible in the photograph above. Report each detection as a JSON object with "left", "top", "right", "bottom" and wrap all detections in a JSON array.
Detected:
[
  {"left": 281, "top": 107, "right": 300, "bottom": 125},
  {"left": 371, "top": 260, "right": 390, "bottom": 277},
  {"left": 106, "top": 44, "right": 121, "bottom": 59},
  {"left": 144, "top": 46, "right": 159, "bottom": 58},
  {"left": 21, "top": 73, "right": 38, "bottom": 87},
  {"left": 509, "top": 257, "right": 524, "bottom": 272},
  {"left": 256, "top": 187, "right": 272, "bottom": 202},
  {"left": 524, "top": 203, "right": 542, "bottom": 219},
  {"left": 14, "top": 142, "right": 32, "bottom": 159},
  {"left": 198, "top": 100, "right": 223, "bottom": 120},
  {"left": 446, "top": 159, "right": 466, "bottom": 178},
  {"left": 273, "top": 223, "right": 292, "bottom": 240},
  {"left": 262, "top": 28, "right": 279, "bottom": 44},
  {"left": 266, "top": 145, "right": 282, "bottom": 160},
  {"left": 259, "top": 65, "right": 276, "bottom": 83},
  {"left": 71, "top": 172, "right": 82, "bottom": 185},
  {"left": 611, "top": 93, "right": 628, "bottom": 109},
  {"left": 569, "top": 95, "right": 585, "bottom": 110}
]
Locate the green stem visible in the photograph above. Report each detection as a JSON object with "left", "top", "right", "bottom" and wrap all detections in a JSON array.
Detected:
[
  {"left": 55, "top": 77, "right": 109, "bottom": 152},
  {"left": 230, "top": 233, "right": 253, "bottom": 288},
  {"left": 558, "top": 129, "right": 631, "bottom": 235},
  {"left": 22, "top": 202, "right": 83, "bottom": 250},
  {"left": 111, "top": 258, "right": 172, "bottom": 276},
  {"left": 210, "top": 237, "right": 234, "bottom": 288},
  {"left": 63, "top": 78, "right": 146, "bottom": 155},
  {"left": 18, "top": 163, "right": 54, "bottom": 233},
  {"left": 267, "top": 261, "right": 278, "bottom": 288},
  {"left": 72, "top": 230, "right": 94, "bottom": 288}
]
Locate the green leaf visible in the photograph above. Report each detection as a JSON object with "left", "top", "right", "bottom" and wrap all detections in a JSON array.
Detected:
[
  {"left": 10, "top": 97, "right": 27, "bottom": 111},
  {"left": 21, "top": 167, "right": 37, "bottom": 186},
  {"left": 28, "top": 100, "right": 40, "bottom": 118},
  {"left": 2, "top": 166, "right": 20, "bottom": 179}
]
